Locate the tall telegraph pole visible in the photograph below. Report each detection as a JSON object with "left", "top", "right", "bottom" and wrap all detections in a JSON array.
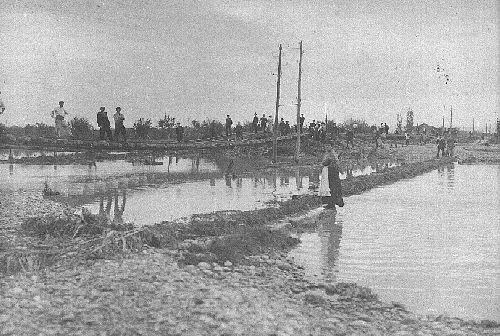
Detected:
[
  {"left": 272, "top": 44, "right": 282, "bottom": 164},
  {"left": 294, "top": 41, "right": 303, "bottom": 162}
]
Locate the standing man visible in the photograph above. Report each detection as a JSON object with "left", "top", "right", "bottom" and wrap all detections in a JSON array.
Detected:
[
  {"left": 51, "top": 101, "right": 68, "bottom": 138},
  {"left": 0, "top": 91, "right": 5, "bottom": 115},
  {"left": 113, "top": 107, "right": 126, "bottom": 141},
  {"left": 97, "top": 107, "right": 112, "bottom": 140},
  {"left": 175, "top": 122, "right": 184, "bottom": 143},
  {"left": 299, "top": 114, "right": 305, "bottom": 132},
  {"left": 260, "top": 114, "right": 267, "bottom": 132},
  {"left": 252, "top": 113, "right": 259, "bottom": 134},
  {"left": 225, "top": 114, "right": 233, "bottom": 137},
  {"left": 267, "top": 115, "right": 273, "bottom": 133}
]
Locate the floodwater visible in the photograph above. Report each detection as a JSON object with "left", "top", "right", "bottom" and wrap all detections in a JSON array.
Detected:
[
  {"left": 0, "top": 150, "right": 397, "bottom": 226},
  {"left": 289, "top": 164, "right": 500, "bottom": 321}
]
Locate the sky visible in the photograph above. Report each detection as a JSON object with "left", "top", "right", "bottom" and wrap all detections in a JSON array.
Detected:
[{"left": 0, "top": 0, "right": 498, "bottom": 130}]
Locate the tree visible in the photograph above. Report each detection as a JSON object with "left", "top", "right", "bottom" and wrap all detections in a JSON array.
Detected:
[
  {"left": 405, "top": 109, "right": 414, "bottom": 132},
  {"left": 396, "top": 113, "right": 403, "bottom": 133},
  {"left": 70, "top": 117, "right": 94, "bottom": 139},
  {"left": 134, "top": 118, "right": 152, "bottom": 138},
  {"left": 158, "top": 114, "right": 175, "bottom": 130}
]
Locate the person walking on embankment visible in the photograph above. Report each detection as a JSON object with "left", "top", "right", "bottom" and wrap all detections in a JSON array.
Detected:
[{"left": 318, "top": 147, "right": 344, "bottom": 210}]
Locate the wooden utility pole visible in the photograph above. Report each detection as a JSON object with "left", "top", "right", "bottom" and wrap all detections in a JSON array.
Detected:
[
  {"left": 472, "top": 118, "right": 475, "bottom": 133},
  {"left": 442, "top": 116, "right": 445, "bottom": 134},
  {"left": 450, "top": 105, "right": 453, "bottom": 130},
  {"left": 294, "top": 41, "right": 303, "bottom": 162},
  {"left": 272, "top": 44, "right": 282, "bottom": 164}
]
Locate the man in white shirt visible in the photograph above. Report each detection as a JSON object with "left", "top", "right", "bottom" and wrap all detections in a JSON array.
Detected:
[
  {"left": 51, "top": 101, "right": 68, "bottom": 138},
  {"left": 113, "top": 107, "right": 126, "bottom": 141}
]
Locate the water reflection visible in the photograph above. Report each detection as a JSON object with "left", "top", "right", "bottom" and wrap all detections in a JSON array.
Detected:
[{"left": 291, "top": 164, "right": 500, "bottom": 321}]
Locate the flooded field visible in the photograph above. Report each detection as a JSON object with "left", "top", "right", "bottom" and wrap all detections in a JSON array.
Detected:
[
  {"left": 289, "top": 163, "right": 500, "bottom": 321},
  {"left": 0, "top": 149, "right": 398, "bottom": 226}
]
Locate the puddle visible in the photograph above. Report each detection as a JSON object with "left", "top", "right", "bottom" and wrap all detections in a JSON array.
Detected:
[{"left": 289, "top": 163, "right": 500, "bottom": 321}]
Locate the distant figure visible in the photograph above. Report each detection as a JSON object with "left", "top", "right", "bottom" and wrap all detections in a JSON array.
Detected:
[
  {"left": 318, "top": 148, "right": 344, "bottom": 210},
  {"left": 175, "top": 122, "right": 184, "bottom": 143},
  {"left": 267, "top": 115, "right": 273, "bottom": 133},
  {"left": 235, "top": 122, "right": 243, "bottom": 140},
  {"left": 113, "top": 107, "right": 126, "bottom": 141},
  {"left": 436, "top": 136, "right": 446, "bottom": 157},
  {"left": 225, "top": 114, "right": 233, "bottom": 137},
  {"left": 384, "top": 123, "right": 389, "bottom": 134},
  {"left": 279, "top": 118, "right": 286, "bottom": 135},
  {"left": 260, "top": 114, "right": 267, "bottom": 132},
  {"left": 404, "top": 132, "right": 410, "bottom": 146},
  {"left": 0, "top": 91, "right": 5, "bottom": 114},
  {"left": 252, "top": 113, "right": 259, "bottom": 133},
  {"left": 97, "top": 107, "right": 112, "bottom": 140},
  {"left": 345, "top": 128, "right": 354, "bottom": 148},
  {"left": 299, "top": 114, "right": 305, "bottom": 132},
  {"left": 284, "top": 120, "right": 291, "bottom": 135},
  {"left": 51, "top": 101, "right": 68, "bottom": 138},
  {"left": 309, "top": 120, "right": 316, "bottom": 136}
]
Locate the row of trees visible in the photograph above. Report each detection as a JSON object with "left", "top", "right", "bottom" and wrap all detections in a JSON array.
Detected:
[{"left": 1, "top": 110, "right": 419, "bottom": 142}]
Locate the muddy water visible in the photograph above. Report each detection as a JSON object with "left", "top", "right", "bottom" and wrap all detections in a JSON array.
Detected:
[
  {"left": 289, "top": 164, "right": 500, "bottom": 321},
  {"left": 0, "top": 150, "right": 397, "bottom": 226}
]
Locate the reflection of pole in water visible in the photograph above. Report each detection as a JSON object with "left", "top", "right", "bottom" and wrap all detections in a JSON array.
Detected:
[
  {"left": 210, "top": 178, "right": 216, "bottom": 187},
  {"left": 9, "top": 164, "right": 13, "bottom": 175},
  {"left": 236, "top": 178, "right": 242, "bottom": 189}
]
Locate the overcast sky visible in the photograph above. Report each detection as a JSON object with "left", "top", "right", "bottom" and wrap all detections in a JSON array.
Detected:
[{"left": 0, "top": 0, "right": 498, "bottom": 129}]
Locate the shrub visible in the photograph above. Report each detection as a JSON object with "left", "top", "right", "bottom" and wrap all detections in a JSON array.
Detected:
[
  {"left": 70, "top": 117, "right": 94, "bottom": 139},
  {"left": 134, "top": 118, "right": 152, "bottom": 138}
]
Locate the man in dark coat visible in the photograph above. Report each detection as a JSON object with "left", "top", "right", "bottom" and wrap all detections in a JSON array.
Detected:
[
  {"left": 252, "top": 113, "right": 259, "bottom": 133},
  {"left": 320, "top": 150, "right": 344, "bottom": 209},
  {"left": 97, "top": 107, "right": 112, "bottom": 140}
]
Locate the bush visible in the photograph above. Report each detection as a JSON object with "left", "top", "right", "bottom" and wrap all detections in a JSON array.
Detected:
[
  {"left": 134, "top": 118, "right": 152, "bottom": 138},
  {"left": 23, "top": 123, "right": 54, "bottom": 138},
  {"left": 70, "top": 117, "right": 94, "bottom": 139}
]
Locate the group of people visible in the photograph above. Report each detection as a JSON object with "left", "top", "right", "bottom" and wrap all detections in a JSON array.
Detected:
[
  {"left": 95, "top": 106, "right": 126, "bottom": 141},
  {"left": 436, "top": 136, "right": 455, "bottom": 157}
]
